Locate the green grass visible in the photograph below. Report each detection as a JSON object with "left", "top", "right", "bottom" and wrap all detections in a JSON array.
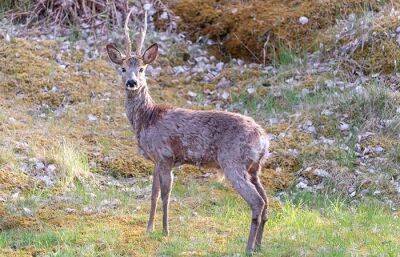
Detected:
[{"left": 1, "top": 180, "right": 399, "bottom": 257}]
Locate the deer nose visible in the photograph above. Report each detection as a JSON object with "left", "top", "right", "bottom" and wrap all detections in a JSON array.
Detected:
[{"left": 126, "top": 79, "right": 137, "bottom": 88}]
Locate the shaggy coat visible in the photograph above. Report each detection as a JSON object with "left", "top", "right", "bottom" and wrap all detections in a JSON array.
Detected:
[
  {"left": 106, "top": 39, "right": 270, "bottom": 253},
  {"left": 125, "top": 86, "right": 269, "bottom": 171}
]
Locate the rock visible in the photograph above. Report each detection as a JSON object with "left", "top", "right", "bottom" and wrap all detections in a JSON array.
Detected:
[
  {"left": 301, "top": 88, "right": 310, "bottom": 96},
  {"left": 373, "top": 190, "right": 381, "bottom": 196},
  {"left": 144, "top": 3, "right": 152, "bottom": 11},
  {"left": 83, "top": 206, "right": 95, "bottom": 215},
  {"left": 354, "top": 85, "right": 366, "bottom": 94},
  {"left": 65, "top": 208, "right": 76, "bottom": 214},
  {"left": 88, "top": 114, "right": 97, "bottom": 122},
  {"left": 321, "top": 109, "right": 333, "bottom": 116},
  {"left": 147, "top": 65, "right": 162, "bottom": 77},
  {"left": 160, "top": 11, "right": 169, "bottom": 20},
  {"left": 247, "top": 87, "right": 256, "bottom": 94},
  {"left": 188, "top": 91, "right": 197, "bottom": 98},
  {"left": 22, "top": 207, "right": 33, "bottom": 217},
  {"left": 321, "top": 137, "right": 335, "bottom": 145},
  {"left": 296, "top": 181, "right": 308, "bottom": 189},
  {"left": 339, "top": 122, "right": 350, "bottom": 131},
  {"left": 396, "top": 26, "right": 400, "bottom": 34},
  {"left": 307, "top": 125, "right": 316, "bottom": 134},
  {"left": 215, "top": 62, "right": 224, "bottom": 72},
  {"left": 5, "top": 33, "right": 11, "bottom": 42},
  {"left": 299, "top": 16, "right": 309, "bottom": 25},
  {"left": 313, "top": 169, "right": 330, "bottom": 178},
  {"left": 45, "top": 164, "right": 56, "bottom": 173},
  {"left": 35, "top": 161, "right": 45, "bottom": 170},
  {"left": 195, "top": 56, "right": 209, "bottom": 63},
  {"left": 349, "top": 191, "right": 356, "bottom": 197},
  {"left": 216, "top": 77, "right": 231, "bottom": 89},
  {"left": 360, "top": 189, "right": 369, "bottom": 196},
  {"left": 360, "top": 179, "right": 372, "bottom": 189},
  {"left": 173, "top": 66, "right": 186, "bottom": 75},
  {"left": 220, "top": 91, "right": 230, "bottom": 100},
  {"left": 8, "top": 117, "right": 16, "bottom": 123},
  {"left": 100, "top": 199, "right": 120, "bottom": 209},
  {"left": 374, "top": 146, "right": 384, "bottom": 153},
  {"left": 303, "top": 120, "right": 316, "bottom": 134}
]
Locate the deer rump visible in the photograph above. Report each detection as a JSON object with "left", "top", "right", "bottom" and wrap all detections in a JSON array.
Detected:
[{"left": 137, "top": 107, "right": 269, "bottom": 170}]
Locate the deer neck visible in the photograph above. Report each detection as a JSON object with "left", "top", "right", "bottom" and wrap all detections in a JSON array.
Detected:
[{"left": 125, "top": 84, "right": 155, "bottom": 135}]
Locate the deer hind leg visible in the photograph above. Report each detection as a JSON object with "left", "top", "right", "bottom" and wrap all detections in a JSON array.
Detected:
[
  {"left": 223, "top": 165, "right": 265, "bottom": 253},
  {"left": 146, "top": 168, "right": 160, "bottom": 233},
  {"left": 250, "top": 172, "right": 268, "bottom": 250},
  {"left": 158, "top": 161, "right": 173, "bottom": 236}
]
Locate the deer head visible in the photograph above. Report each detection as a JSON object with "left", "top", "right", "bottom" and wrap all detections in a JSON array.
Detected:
[{"left": 106, "top": 8, "right": 158, "bottom": 91}]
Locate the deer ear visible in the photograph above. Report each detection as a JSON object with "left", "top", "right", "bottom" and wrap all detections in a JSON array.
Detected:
[
  {"left": 143, "top": 43, "right": 158, "bottom": 64},
  {"left": 106, "top": 43, "right": 124, "bottom": 65}
]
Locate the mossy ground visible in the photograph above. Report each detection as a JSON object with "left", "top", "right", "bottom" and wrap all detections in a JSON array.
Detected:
[
  {"left": 170, "top": 0, "right": 383, "bottom": 63},
  {"left": 1, "top": 3, "right": 400, "bottom": 254}
]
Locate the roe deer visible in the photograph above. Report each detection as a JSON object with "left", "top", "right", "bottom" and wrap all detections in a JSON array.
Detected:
[{"left": 105, "top": 7, "right": 270, "bottom": 253}]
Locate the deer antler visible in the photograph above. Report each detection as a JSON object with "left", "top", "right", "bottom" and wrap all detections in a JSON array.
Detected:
[
  {"left": 124, "top": 6, "right": 148, "bottom": 57},
  {"left": 124, "top": 6, "right": 135, "bottom": 56},
  {"left": 136, "top": 10, "right": 148, "bottom": 56}
]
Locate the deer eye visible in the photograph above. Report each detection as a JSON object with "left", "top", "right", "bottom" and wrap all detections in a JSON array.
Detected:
[
  {"left": 139, "top": 68, "right": 144, "bottom": 73},
  {"left": 121, "top": 68, "right": 126, "bottom": 73}
]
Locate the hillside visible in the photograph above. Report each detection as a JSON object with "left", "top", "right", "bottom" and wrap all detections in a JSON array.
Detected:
[{"left": 0, "top": 1, "right": 400, "bottom": 256}]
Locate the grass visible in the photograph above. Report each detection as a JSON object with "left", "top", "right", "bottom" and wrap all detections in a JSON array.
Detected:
[
  {"left": 1, "top": 9, "right": 400, "bottom": 256},
  {"left": 0, "top": 179, "right": 399, "bottom": 256}
]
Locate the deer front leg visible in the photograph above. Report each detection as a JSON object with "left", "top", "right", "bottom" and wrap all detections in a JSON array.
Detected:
[
  {"left": 158, "top": 161, "right": 173, "bottom": 236},
  {"left": 146, "top": 169, "right": 160, "bottom": 233}
]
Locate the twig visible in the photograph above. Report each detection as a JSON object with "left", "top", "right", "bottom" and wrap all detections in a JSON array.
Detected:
[
  {"left": 262, "top": 32, "right": 270, "bottom": 66},
  {"left": 233, "top": 32, "right": 261, "bottom": 63}
]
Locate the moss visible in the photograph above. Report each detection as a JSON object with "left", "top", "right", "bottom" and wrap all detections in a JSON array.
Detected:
[
  {"left": 0, "top": 168, "right": 36, "bottom": 194},
  {"left": 104, "top": 156, "right": 154, "bottom": 177},
  {"left": 0, "top": 38, "right": 115, "bottom": 108},
  {"left": 170, "top": 0, "right": 382, "bottom": 62}
]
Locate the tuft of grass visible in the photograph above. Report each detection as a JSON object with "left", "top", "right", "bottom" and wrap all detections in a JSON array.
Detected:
[
  {"left": 51, "top": 140, "right": 90, "bottom": 191},
  {"left": 335, "top": 84, "right": 399, "bottom": 128}
]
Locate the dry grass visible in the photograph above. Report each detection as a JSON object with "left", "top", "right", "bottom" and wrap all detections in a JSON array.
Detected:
[
  {"left": 318, "top": 5, "right": 400, "bottom": 74},
  {"left": 170, "top": 0, "right": 383, "bottom": 62},
  {"left": 0, "top": 36, "right": 299, "bottom": 192},
  {"left": 3, "top": 0, "right": 129, "bottom": 28}
]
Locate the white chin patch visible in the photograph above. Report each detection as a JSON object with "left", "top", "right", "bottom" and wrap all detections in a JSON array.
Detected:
[{"left": 126, "top": 85, "right": 139, "bottom": 91}]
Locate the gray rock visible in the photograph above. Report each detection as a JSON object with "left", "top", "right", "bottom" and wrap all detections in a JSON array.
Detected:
[
  {"left": 88, "top": 114, "right": 97, "bottom": 122},
  {"left": 216, "top": 77, "right": 231, "bottom": 89},
  {"left": 299, "top": 16, "right": 309, "bottom": 25},
  {"left": 45, "top": 164, "right": 56, "bottom": 173},
  {"left": 35, "top": 161, "right": 45, "bottom": 170},
  {"left": 22, "top": 207, "right": 33, "bottom": 217},
  {"left": 188, "top": 91, "right": 197, "bottom": 98},
  {"left": 313, "top": 169, "right": 330, "bottom": 178},
  {"left": 65, "top": 208, "right": 76, "bottom": 214},
  {"left": 220, "top": 91, "right": 230, "bottom": 100},
  {"left": 339, "top": 122, "right": 350, "bottom": 131},
  {"left": 215, "top": 62, "right": 224, "bottom": 72},
  {"left": 296, "top": 181, "right": 308, "bottom": 189}
]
